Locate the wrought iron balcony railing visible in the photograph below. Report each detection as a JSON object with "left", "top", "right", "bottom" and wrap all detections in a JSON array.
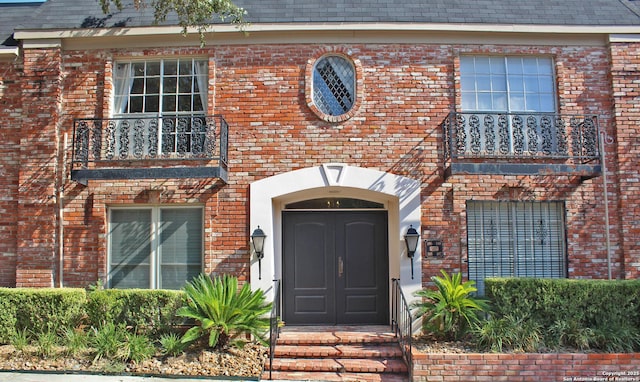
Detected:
[
  {"left": 71, "top": 114, "right": 228, "bottom": 184},
  {"left": 442, "top": 112, "right": 601, "bottom": 178}
]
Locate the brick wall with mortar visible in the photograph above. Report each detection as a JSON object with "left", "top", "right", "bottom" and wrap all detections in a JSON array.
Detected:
[
  {"left": 610, "top": 42, "right": 640, "bottom": 280},
  {"left": 1, "top": 40, "right": 627, "bottom": 287},
  {"left": 0, "top": 59, "right": 22, "bottom": 287},
  {"left": 15, "top": 47, "right": 63, "bottom": 287},
  {"left": 412, "top": 351, "right": 640, "bottom": 381}
]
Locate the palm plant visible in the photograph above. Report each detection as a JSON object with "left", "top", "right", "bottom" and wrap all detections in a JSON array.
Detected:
[
  {"left": 413, "top": 270, "right": 490, "bottom": 340},
  {"left": 177, "top": 273, "right": 271, "bottom": 350}
]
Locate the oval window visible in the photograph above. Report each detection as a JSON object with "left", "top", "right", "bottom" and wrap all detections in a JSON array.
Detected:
[{"left": 312, "top": 55, "right": 356, "bottom": 117}]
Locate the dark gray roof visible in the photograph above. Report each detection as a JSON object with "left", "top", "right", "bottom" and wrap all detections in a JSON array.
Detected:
[
  {"left": 15, "top": 0, "right": 640, "bottom": 31},
  {"left": 0, "top": 2, "right": 43, "bottom": 46}
]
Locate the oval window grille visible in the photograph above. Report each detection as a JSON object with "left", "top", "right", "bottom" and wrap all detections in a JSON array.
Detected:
[{"left": 312, "top": 55, "right": 356, "bottom": 117}]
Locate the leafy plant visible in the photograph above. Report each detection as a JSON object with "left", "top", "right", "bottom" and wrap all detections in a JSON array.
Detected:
[
  {"left": 91, "top": 322, "right": 127, "bottom": 362},
  {"left": 592, "top": 325, "right": 640, "bottom": 353},
  {"left": 11, "top": 328, "right": 30, "bottom": 353},
  {"left": 121, "top": 332, "right": 155, "bottom": 363},
  {"left": 549, "top": 320, "right": 594, "bottom": 351},
  {"left": 177, "top": 273, "right": 271, "bottom": 349},
  {"left": 159, "top": 332, "right": 186, "bottom": 357},
  {"left": 414, "top": 270, "right": 490, "bottom": 340},
  {"left": 35, "top": 329, "right": 58, "bottom": 358},
  {"left": 86, "top": 289, "right": 185, "bottom": 337},
  {"left": 474, "top": 314, "right": 541, "bottom": 352},
  {"left": 63, "top": 327, "right": 89, "bottom": 357}
]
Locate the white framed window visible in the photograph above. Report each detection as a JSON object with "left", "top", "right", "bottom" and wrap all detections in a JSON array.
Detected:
[
  {"left": 460, "top": 55, "right": 556, "bottom": 112},
  {"left": 114, "top": 58, "right": 207, "bottom": 115},
  {"left": 466, "top": 201, "right": 567, "bottom": 295},
  {"left": 312, "top": 55, "right": 356, "bottom": 116},
  {"left": 111, "top": 58, "right": 208, "bottom": 156},
  {"left": 108, "top": 206, "right": 203, "bottom": 289}
]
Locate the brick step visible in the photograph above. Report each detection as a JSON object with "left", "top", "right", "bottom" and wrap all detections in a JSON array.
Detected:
[
  {"left": 268, "top": 357, "right": 408, "bottom": 374},
  {"left": 276, "top": 329, "right": 397, "bottom": 345},
  {"left": 274, "top": 343, "right": 403, "bottom": 358},
  {"left": 265, "top": 371, "right": 409, "bottom": 382}
]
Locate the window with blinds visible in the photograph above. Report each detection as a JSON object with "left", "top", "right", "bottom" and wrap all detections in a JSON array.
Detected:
[
  {"left": 466, "top": 201, "right": 567, "bottom": 295},
  {"left": 108, "top": 207, "right": 203, "bottom": 289}
]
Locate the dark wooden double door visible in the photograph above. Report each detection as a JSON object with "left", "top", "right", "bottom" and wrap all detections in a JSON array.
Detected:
[{"left": 283, "top": 211, "right": 389, "bottom": 325}]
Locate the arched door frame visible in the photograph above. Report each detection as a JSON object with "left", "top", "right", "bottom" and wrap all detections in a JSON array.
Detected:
[{"left": 249, "top": 163, "right": 422, "bottom": 307}]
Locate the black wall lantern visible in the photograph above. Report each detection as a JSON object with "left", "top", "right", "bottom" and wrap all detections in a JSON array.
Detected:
[
  {"left": 404, "top": 225, "right": 420, "bottom": 279},
  {"left": 251, "top": 226, "right": 266, "bottom": 280}
]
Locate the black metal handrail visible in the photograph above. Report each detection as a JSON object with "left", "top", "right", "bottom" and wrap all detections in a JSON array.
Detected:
[
  {"left": 391, "top": 278, "right": 413, "bottom": 380},
  {"left": 71, "top": 114, "right": 228, "bottom": 169},
  {"left": 442, "top": 112, "right": 600, "bottom": 163},
  {"left": 268, "top": 279, "right": 281, "bottom": 380}
]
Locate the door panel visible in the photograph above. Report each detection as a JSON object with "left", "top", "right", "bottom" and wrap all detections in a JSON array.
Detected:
[
  {"left": 284, "top": 215, "right": 335, "bottom": 324},
  {"left": 283, "top": 211, "right": 388, "bottom": 325},
  {"left": 336, "top": 213, "right": 388, "bottom": 324}
]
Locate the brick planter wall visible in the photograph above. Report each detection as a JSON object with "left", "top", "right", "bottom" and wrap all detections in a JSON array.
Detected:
[{"left": 413, "top": 351, "right": 640, "bottom": 382}]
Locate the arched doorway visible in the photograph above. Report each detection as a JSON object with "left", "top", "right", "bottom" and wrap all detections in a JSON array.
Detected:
[
  {"left": 282, "top": 198, "right": 388, "bottom": 325},
  {"left": 249, "top": 164, "right": 422, "bottom": 324}
]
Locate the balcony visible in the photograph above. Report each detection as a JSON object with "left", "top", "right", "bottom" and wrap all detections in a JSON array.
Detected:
[
  {"left": 71, "top": 115, "right": 228, "bottom": 185},
  {"left": 442, "top": 112, "right": 601, "bottom": 179}
]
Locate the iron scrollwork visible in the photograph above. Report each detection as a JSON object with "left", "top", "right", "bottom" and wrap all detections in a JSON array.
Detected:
[
  {"left": 512, "top": 115, "right": 524, "bottom": 156},
  {"left": 469, "top": 114, "right": 481, "bottom": 155},
  {"left": 455, "top": 114, "right": 467, "bottom": 156},
  {"left": 526, "top": 116, "right": 539, "bottom": 155},
  {"left": 443, "top": 112, "right": 600, "bottom": 163},
  {"left": 484, "top": 114, "right": 496, "bottom": 155},
  {"left": 498, "top": 114, "right": 510, "bottom": 155},
  {"left": 71, "top": 115, "right": 224, "bottom": 166}
]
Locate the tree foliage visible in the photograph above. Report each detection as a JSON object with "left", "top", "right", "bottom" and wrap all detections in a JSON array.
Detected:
[{"left": 99, "top": 0, "right": 247, "bottom": 44}]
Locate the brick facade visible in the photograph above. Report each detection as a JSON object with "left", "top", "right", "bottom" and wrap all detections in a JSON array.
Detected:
[
  {"left": 610, "top": 41, "right": 640, "bottom": 280},
  {"left": 0, "top": 37, "right": 637, "bottom": 288},
  {"left": 413, "top": 351, "right": 640, "bottom": 382},
  {"left": 0, "top": 59, "right": 21, "bottom": 287}
]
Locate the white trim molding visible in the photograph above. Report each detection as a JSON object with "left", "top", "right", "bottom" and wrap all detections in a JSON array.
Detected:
[
  {"left": 249, "top": 163, "right": 422, "bottom": 310},
  {"left": 0, "top": 47, "right": 19, "bottom": 60}
]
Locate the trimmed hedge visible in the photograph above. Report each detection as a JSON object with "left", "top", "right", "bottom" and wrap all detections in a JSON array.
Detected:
[
  {"left": 485, "top": 278, "right": 640, "bottom": 351},
  {"left": 0, "top": 288, "right": 186, "bottom": 344},
  {"left": 86, "top": 289, "right": 185, "bottom": 336},
  {"left": 0, "top": 288, "right": 87, "bottom": 343}
]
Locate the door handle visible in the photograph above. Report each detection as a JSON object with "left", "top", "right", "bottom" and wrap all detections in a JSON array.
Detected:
[{"left": 338, "top": 256, "right": 344, "bottom": 278}]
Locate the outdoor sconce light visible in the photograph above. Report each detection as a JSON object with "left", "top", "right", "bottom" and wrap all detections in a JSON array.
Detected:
[
  {"left": 251, "top": 226, "right": 266, "bottom": 280},
  {"left": 404, "top": 225, "right": 420, "bottom": 279}
]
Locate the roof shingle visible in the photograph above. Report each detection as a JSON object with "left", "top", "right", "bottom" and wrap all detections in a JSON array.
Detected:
[{"left": 12, "top": 0, "right": 640, "bottom": 32}]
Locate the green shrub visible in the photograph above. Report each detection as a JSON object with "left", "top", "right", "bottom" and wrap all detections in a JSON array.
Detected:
[
  {"left": 121, "top": 332, "right": 155, "bottom": 363},
  {"left": 159, "top": 332, "right": 186, "bottom": 356},
  {"left": 0, "top": 288, "right": 86, "bottom": 343},
  {"left": 413, "top": 270, "right": 490, "bottom": 341},
  {"left": 474, "top": 314, "right": 541, "bottom": 352},
  {"left": 485, "top": 278, "right": 640, "bottom": 352},
  {"left": 35, "top": 329, "right": 58, "bottom": 358},
  {"left": 63, "top": 327, "right": 89, "bottom": 357},
  {"left": 177, "top": 273, "right": 271, "bottom": 349},
  {"left": 11, "top": 328, "right": 30, "bottom": 353},
  {"left": 86, "top": 288, "right": 185, "bottom": 337},
  {"left": 592, "top": 325, "right": 640, "bottom": 353},
  {"left": 91, "top": 322, "right": 127, "bottom": 362},
  {"left": 548, "top": 319, "right": 595, "bottom": 351}
]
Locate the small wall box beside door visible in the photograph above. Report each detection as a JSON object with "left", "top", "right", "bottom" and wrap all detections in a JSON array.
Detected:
[{"left": 424, "top": 239, "right": 443, "bottom": 257}]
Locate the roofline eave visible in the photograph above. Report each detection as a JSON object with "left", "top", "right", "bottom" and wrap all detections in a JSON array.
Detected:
[
  {"left": 0, "top": 46, "right": 19, "bottom": 59},
  {"left": 13, "top": 21, "right": 640, "bottom": 41}
]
